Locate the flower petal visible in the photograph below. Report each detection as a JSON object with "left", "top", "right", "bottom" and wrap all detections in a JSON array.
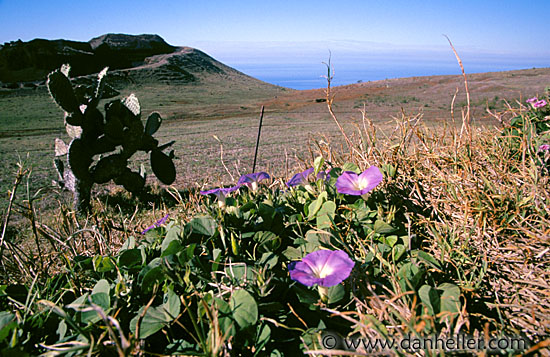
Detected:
[
  {"left": 534, "top": 99, "right": 547, "bottom": 108},
  {"left": 335, "top": 171, "right": 362, "bottom": 195},
  {"left": 238, "top": 172, "right": 270, "bottom": 185},
  {"left": 286, "top": 168, "right": 314, "bottom": 187},
  {"left": 288, "top": 261, "right": 322, "bottom": 286},
  {"left": 200, "top": 188, "right": 221, "bottom": 195},
  {"left": 287, "top": 172, "right": 306, "bottom": 187},
  {"left": 317, "top": 250, "right": 355, "bottom": 287},
  {"left": 290, "top": 249, "right": 355, "bottom": 287},
  {"left": 358, "top": 166, "right": 383, "bottom": 194}
]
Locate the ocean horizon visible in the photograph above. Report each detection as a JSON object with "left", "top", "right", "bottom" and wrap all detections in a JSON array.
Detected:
[{"left": 231, "top": 60, "right": 549, "bottom": 90}]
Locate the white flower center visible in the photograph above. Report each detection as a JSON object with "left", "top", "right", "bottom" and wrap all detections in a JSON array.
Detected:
[
  {"left": 317, "top": 265, "right": 334, "bottom": 279},
  {"left": 353, "top": 177, "right": 369, "bottom": 191}
]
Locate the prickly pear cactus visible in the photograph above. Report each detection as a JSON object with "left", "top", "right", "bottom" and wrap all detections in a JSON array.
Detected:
[{"left": 48, "top": 65, "right": 176, "bottom": 213}]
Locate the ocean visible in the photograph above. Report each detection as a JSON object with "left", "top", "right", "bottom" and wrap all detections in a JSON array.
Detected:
[{"left": 229, "top": 59, "right": 548, "bottom": 90}]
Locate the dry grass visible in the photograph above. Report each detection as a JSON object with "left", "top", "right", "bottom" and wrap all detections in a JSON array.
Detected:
[{"left": 302, "top": 97, "right": 550, "bottom": 354}]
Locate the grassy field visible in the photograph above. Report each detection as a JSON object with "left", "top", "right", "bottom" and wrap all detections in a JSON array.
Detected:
[{"left": 1, "top": 67, "right": 549, "bottom": 212}]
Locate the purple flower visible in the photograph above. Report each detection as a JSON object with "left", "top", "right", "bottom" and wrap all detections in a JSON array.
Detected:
[
  {"left": 237, "top": 172, "right": 270, "bottom": 191},
  {"left": 200, "top": 185, "right": 240, "bottom": 207},
  {"left": 317, "top": 169, "right": 331, "bottom": 181},
  {"left": 527, "top": 97, "right": 538, "bottom": 104},
  {"left": 539, "top": 144, "right": 550, "bottom": 151},
  {"left": 287, "top": 168, "right": 314, "bottom": 187},
  {"left": 141, "top": 214, "right": 170, "bottom": 234},
  {"left": 335, "top": 166, "right": 383, "bottom": 196},
  {"left": 288, "top": 249, "right": 355, "bottom": 287},
  {"left": 534, "top": 99, "right": 547, "bottom": 109},
  {"left": 287, "top": 168, "right": 331, "bottom": 188}
]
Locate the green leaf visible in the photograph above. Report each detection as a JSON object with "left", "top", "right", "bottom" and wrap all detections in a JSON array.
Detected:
[
  {"left": 384, "top": 235, "right": 398, "bottom": 248},
  {"left": 145, "top": 112, "right": 162, "bottom": 135},
  {"left": 141, "top": 266, "right": 164, "bottom": 293},
  {"left": 90, "top": 292, "right": 110, "bottom": 311},
  {"left": 253, "top": 231, "right": 280, "bottom": 251},
  {"left": 225, "top": 264, "right": 254, "bottom": 284},
  {"left": 118, "top": 249, "right": 143, "bottom": 269},
  {"left": 163, "top": 289, "right": 181, "bottom": 319},
  {"left": 75, "top": 291, "right": 110, "bottom": 324},
  {"left": 415, "top": 250, "right": 442, "bottom": 270},
  {"left": 177, "top": 244, "right": 196, "bottom": 265},
  {"left": 258, "top": 252, "right": 278, "bottom": 269},
  {"left": 438, "top": 283, "right": 461, "bottom": 316},
  {"left": 307, "top": 191, "right": 327, "bottom": 220},
  {"left": 313, "top": 156, "right": 325, "bottom": 176},
  {"left": 130, "top": 306, "right": 171, "bottom": 339},
  {"left": 230, "top": 289, "right": 258, "bottom": 329},
  {"left": 381, "top": 164, "right": 397, "bottom": 178},
  {"left": 92, "top": 279, "right": 110, "bottom": 296},
  {"left": 0, "top": 312, "right": 16, "bottom": 342},
  {"left": 282, "top": 247, "right": 302, "bottom": 260},
  {"left": 186, "top": 216, "right": 217, "bottom": 237},
  {"left": 56, "top": 320, "right": 67, "bottom": 340},
  {"left": 255, "top": 323, "right": 272, "bottom": 351},
  {"left": 418, "top": 285, "right": 440, "bottom": 316},
  {"left": 342, "top": 162, "right": 361, "bottom": 173},
  {"left": 327, "top": 284, "right": 345, "bottom": 304},
  {"left": 293, "top": 285, "right": 319, "bottom": 306},
  {"left": 397, "top": 262, "right": 424, "bottom": 292},
  {"left": 120, "top": 236, "right": 136, "bottom": 251},
  {"left": 93, "top": 256, "right": 115, "bottom": 273},
  {"left": 214, "top": 297, "right": 236, "bottom": 337},
  {"left": 161, "top": 240, "right": 183, "bottom": 257},
  {"left": 392, "top": 244, "right": 406, "bottom": 262},
  {"left": 316, "top": 200, "right": 336, "bottom": 229},
  {"left": 161, "top": 226, "right": 182, "bottom": 255},
  {"left": 374, "top": 220, "right": 396, "bottom": 234}
]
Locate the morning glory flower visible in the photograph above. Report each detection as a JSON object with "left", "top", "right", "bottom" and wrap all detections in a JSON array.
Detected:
[
  {"left": 534, "top": 99, "right": 547, "bottom": 109},
  {"left": 288, "top": 249, "right": 355, "bottom": 287},
  {"left": 287, "top": 168, "right": 330, "bottom": 188},
  {"left": 141, "top": 214, "right": 170, "bottom": 234},
  {"left": 287, "top": 168, "right": 314, "bottom": 187},
  {"left": 526, "top": 97, "right": 538, "bottom": 104},
  {"left": 335, "top": 166, "right": 383, "bottom": 198},
  {"left": 200, "top": 185, "right": 240, "bottom": 207},
  {"left": 237, "top": 172, "right": 270, "bottom": 191},
  {"left": 539, "top": 144, "right": 550, "bottom": 151}
]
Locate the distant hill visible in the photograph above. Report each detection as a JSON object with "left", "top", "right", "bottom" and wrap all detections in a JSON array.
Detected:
[{"left": 0, "top": 33, "right": 264, "bottom": 86}]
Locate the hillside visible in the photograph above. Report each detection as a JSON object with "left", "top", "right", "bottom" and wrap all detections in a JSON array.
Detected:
[{"left": 0, "top": 33, "right": 278, "bottom": 88}]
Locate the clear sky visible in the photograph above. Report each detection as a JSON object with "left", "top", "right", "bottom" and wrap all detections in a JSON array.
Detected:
[
  {"left": 1, "top": 0, "right": 548, "bottom": 52},
  {"left": 1, "top": 0, "right": 548, "bottom": 87}
]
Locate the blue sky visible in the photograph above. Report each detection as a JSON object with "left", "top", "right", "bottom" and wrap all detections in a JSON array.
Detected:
[
  {"left": 1, "top": 0, "right": 547, "bottom": 52},
  {"left": 0, "top": 0, "right": 548, "bottom": 87}
]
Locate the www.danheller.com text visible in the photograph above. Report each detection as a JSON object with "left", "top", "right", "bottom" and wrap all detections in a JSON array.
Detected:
[{"left": 320, "top": 332, "right": 528, "bottom": 353}]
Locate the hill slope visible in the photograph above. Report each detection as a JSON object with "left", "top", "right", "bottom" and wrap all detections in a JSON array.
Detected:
[{"left": 0, "top": 33, "right": 278, "bottom": 89}]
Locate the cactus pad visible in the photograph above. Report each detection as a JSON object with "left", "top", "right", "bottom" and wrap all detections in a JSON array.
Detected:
[
  {"left": 47, "top": 69, "right": 79, "bottom": 114},
  {"left": 145, "top": 112, "right": 162, "bottom": 135},
  {"left": 151, "top": 149, "right": 176, "bottom": 185},
  {"left": 68, "top": 138, "right": 92, "bottom": 180},
  {"left": 91, "top": 154, "right": 127, "bottom": 184}
]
